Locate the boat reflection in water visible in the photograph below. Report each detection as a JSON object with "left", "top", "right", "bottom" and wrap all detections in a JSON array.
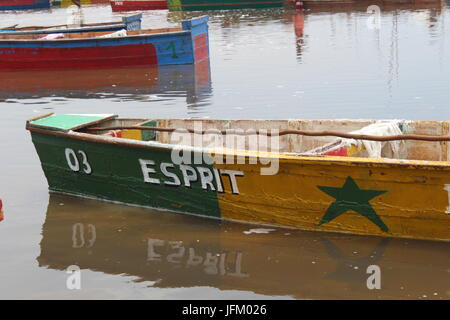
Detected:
[
  {"left": 0, "top": 60, "right": 212, "bottom": 105},
  {"left": 290, "top": 0, "right": 446, "bottom": 61},
  {"left": 301, "top": 0, "right": 445, "bottom": 12},
  {"left": 50, "top": 0, "right": 111, "bottom": 8},
  {"left": 38, "top": 194, "right": 450, "bottom": 299}
]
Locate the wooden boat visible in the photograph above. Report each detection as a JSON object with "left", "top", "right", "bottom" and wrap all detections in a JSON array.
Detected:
[
  {"left": 166, "top": 0, "right": 284, "bottom": 11},
  {"left": 0, "top": 14, "right": 142, "bottom": 35},
  {"left": 0, "top": 15, "right": 209, "bottom": 70},
  {"left": 110, "top": 0, "right": 168, "bottom": 12},
  {"left": 27, "top": 115, "right": 450, "bottom": 241},
  {"left": 0, "top": 0, "right": 50, "bottom": 11}
]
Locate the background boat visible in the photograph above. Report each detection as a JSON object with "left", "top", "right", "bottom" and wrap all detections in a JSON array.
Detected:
[
  {"left": 166, "top": 0, "right": 284, "bottom": 11},
  {"left": 0, "top": 0, "right": 50, "bottom": 11},
  {"left": 0, "top": 15, "right": 210, "bottom": 70},
  {"left": 50, "top": 0, "right": 110, "bottom": 7},
  {"left": 110, "top": 0, "right": 168, "bottom": 12},
  {"left": 301, "top": 0, "right": 444, "bottom": 12}
]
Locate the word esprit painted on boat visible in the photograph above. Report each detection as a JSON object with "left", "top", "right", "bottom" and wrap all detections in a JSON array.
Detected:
[{"left": 26, "top": 113, "right": 450, "bottom": 241}]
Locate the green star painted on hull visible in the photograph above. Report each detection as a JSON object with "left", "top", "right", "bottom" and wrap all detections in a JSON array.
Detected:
[{"left": 317, "top": 177, "right": 389, "bottom": 232}]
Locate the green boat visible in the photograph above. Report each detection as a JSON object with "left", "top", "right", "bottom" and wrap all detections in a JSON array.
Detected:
[{"left": 167, "top": 0, "right": 284, "bottom": 11}]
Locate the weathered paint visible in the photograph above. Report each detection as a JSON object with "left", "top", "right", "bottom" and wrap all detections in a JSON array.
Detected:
[
  {"left": 0, "top": 16, "right": 209, "bottom": 70},
  {"left": 30, "top": 130, "right": 222, "bottom": 218},
  {"left": 167, "top": 0, "right": 284, "bottom": 11},
  {"left": 51, "top": 0, "right": 110, "bottom": 8},
  {"left": 214, "top": 152, "right": 450, "bottom": 241},
  {"left": 110, "top": 0, "right": 168, "bottom": 12},
  {"left": 27, "top": 115, "right": 450, "bottom": 242},
  {"left": 0, "top": 0, "right": 50, "bottom": 11}
]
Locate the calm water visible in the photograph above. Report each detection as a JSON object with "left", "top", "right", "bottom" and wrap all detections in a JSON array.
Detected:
[{"left": 0, "top": 3, "right": 449, "bottom": 299}]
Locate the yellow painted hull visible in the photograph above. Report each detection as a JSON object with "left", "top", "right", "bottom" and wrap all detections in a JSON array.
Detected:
[{"left": 215, "top": 152, "right": 450, "bottom": 242}]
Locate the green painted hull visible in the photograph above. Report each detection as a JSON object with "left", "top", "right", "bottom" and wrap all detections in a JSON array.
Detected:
[
  {"left": 31, "top": 131, "right": 221, "bottom": 218},
  {"left": 167, "top": 0, "right": 284, "bottom": 11}
]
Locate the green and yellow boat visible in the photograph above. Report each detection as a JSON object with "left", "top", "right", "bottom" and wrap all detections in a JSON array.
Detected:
[
  {"left": 166, "top": 0, "right": 284, "bottom": 11},
  {"left": 27, "top": 114, "right": 450, "bottom": 242}
]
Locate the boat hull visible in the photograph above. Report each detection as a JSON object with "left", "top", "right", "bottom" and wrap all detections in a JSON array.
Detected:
[
  {"left": 0, "top": 0, "right": 50, "bottom": 11},
  {"left": 28, "top": 125, "right": 450, "bottom": 242},
  {"left": 0, "top": 16, "right": 209, "bottom": 70},
  {"left": 166, "top": 0, "right": 284, "bottom": 11},
  {"left": 110, "top": 0, "right": 168, "bottom": 11}
]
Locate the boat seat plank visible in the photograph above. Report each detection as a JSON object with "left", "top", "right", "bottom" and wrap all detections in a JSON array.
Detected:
[{"left": 29, "top": 114, "right": 117, "bottom": 132}]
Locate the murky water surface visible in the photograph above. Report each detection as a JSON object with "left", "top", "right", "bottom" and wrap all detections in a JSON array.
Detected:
[{"left": 0, "top": 3, "right": 449, "bottom": 299}]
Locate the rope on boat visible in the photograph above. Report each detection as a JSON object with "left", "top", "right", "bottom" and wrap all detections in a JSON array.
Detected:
[{"left": 86, "top": 126, "right": 450, "bottom": 142}]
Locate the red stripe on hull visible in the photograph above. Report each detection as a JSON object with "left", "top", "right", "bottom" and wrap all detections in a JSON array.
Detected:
[
  {"left": 110, "top": 0, "right": 167, "bottom": 11},
  {"left": 0, "top": 44, "right": 158, "bottom": 70},
  {"left": 194, "top": 33, "right": 208, "bottom": 62},
  {"left": 0, "top": 0, "right": 34, "bottom": 6}
]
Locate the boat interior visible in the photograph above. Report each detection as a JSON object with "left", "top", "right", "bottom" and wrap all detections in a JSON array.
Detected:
[
  {"left": 2, "top": 20, "right": 124, "bottom": 32},
  {"left": 0, "top": 27, "right": 183, "bottom": 40},
  {"left": 80, "top": 118, "right": 450, "bottom": 162}
]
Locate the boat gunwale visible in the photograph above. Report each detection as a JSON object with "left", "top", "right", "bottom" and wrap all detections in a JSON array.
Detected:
[
  {"left": 0, "top": 29, "right": 192, "bottom": 44},
  {"left": 26, "top": 124, "right": 450, "bottom": 170},
  {"left": 0, "top": 23, "right": 130, "bottom": 36}
]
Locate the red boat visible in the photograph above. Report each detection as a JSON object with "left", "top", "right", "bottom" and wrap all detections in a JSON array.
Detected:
[{"left": 110, "top": 0, "right": 167, "bottom": 12}]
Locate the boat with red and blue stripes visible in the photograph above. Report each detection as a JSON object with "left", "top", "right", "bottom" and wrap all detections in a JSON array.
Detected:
[
  {"left": 0, "top": 0, "right": 50, "bottom": 11},
  {"left": 0, "top": 15, "right": 209, "bottom": 70}
]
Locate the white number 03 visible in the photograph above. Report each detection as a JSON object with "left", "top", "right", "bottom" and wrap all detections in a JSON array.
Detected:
[{"left": 65, "top": 148, "right": 92, "bottom": 174}]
